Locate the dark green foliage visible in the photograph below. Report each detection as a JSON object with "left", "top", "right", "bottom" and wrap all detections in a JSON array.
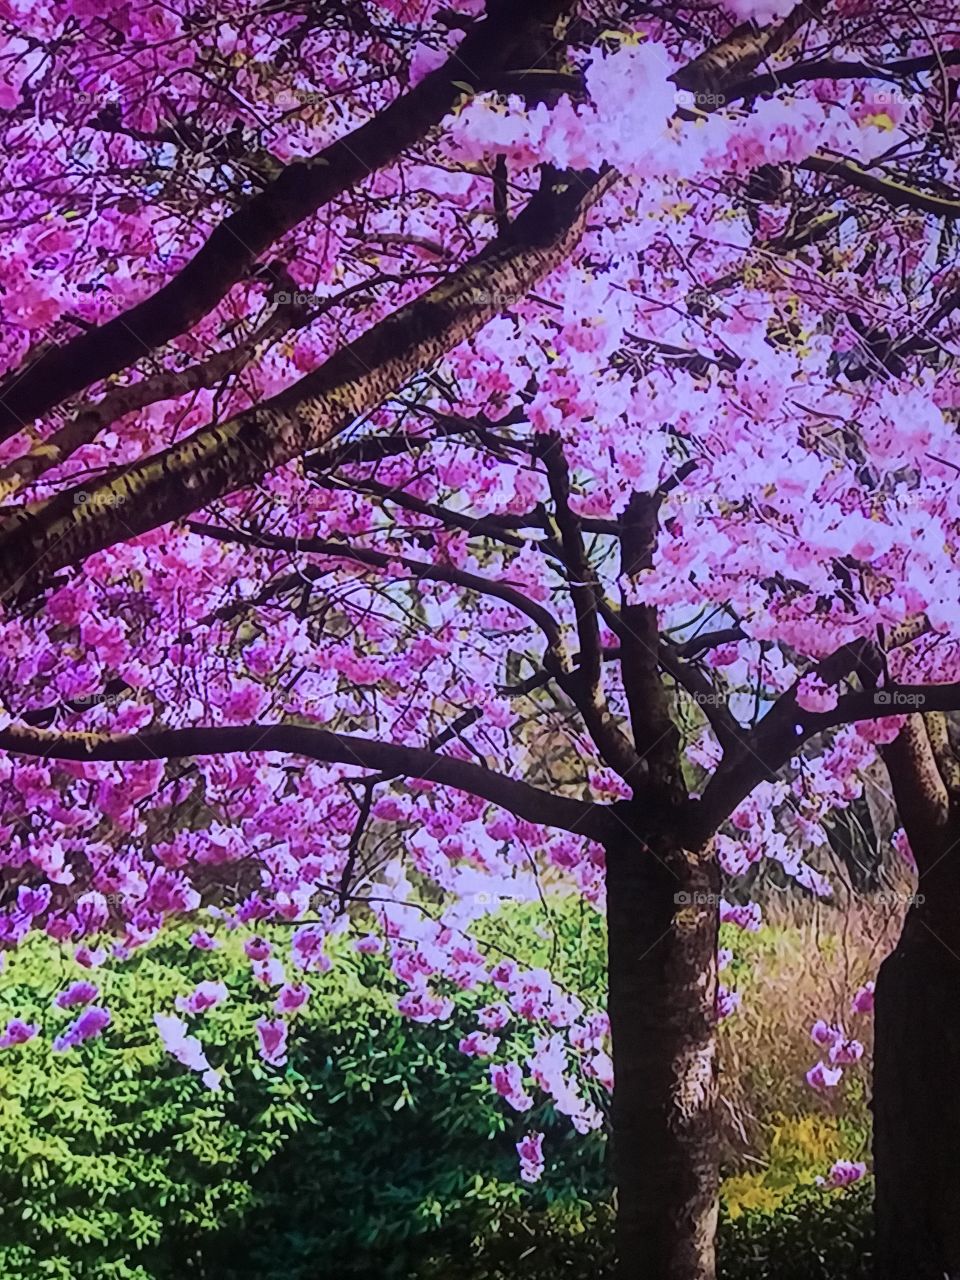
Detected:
[
  {"left": 0, "top": 910, "right": 872, "bottom": 1280},
  {"left": 717, "top": 1183, "right": 873, "bottom": 1280}
]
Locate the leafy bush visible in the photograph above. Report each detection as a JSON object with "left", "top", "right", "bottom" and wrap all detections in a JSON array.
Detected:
[
  {"left": 0, "top": 913, "right": 607, "bottom": 1280},
  {"left": 0, "top": 901, "right": 874, "bottom": 1279},
  {"left": 718, "top": 1183, "right": 872, "bottom": 1280}
]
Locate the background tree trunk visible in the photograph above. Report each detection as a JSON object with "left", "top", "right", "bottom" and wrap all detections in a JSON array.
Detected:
[
  {"left": 606, "top": 817, "right": 720, "bottom": 1280},
  {"left": 873, "top": 853, "right": 960, "bottom": 1280},
  {"left": 875, "top": 716, "right": 960, "bottom": 1279}
]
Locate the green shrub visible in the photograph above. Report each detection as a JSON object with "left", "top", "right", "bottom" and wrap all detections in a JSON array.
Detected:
[
  {"left": 718, "top": 1183, "right": 873, "bottom": 1280},
  {"left": 0, "top": 901, "right": 874, "bottom": 1280},
  {"left": 0, "top": 908, "right": 607, "bottom": 1279}
]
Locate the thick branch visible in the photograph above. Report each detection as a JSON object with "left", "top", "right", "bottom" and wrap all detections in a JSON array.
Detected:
[
  {"left": 880, "top": 715, "right": 952, "bottom": 871},
  {"left": 658, "top": 641, "right": 742, "bottom": 751},
  {"left": 0, "top": 721, "right": 609, "bottom": 838},
  {"left": 726, "top": 49, "right": 960, "bottom": 103},
  {"left": 672, "top": 0, "right": 827, "bottom": 100},
  {"left": 619, "top": 491, "right": 684, "bottom": 799},
  {"left": 691, "top": 670, "right": 960, "bottom": 846},
  {"left": 0, "top": 293, "right": 316, "bottom": 496},
  {"left": 801, "top": 154, "right": 960, "bottom": 220},
  {"left": 0, "top": 0, "right": 575, "bottom": 439},
  {"left": 0, "top": 169, "right": 618, "bottom": 601}
]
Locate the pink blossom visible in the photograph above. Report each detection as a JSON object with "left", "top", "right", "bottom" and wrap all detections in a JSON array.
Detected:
[
  {"left": 829, "top": 1038, "right": 864, "bottom": 1066},
  {"left": 719, "top": 900, "right": 762, "bottom": 932},
  {"left": 458, "top": 1031, "right": 499, "bottom": 1058},
  {"left": 796, "top": 675, "right": 840, "bottom": 714},
  {"left": 584, "top": 1049, "right": 614, "bottom": 1092},
  {"left": 851, "top": 982, "right": 875, "bottom": 1016},
  {"left": 54, "top": 981, "right": 99, "bottom": 1009},
  {"left": 811, "top": 1019, "right": 843, "bottom": 1049},
  {"left": 490, "top": 1062, "right": 534, "bottom": 1113},
  {"left": 255, "top": 1017, "right": 288, "bottom": 1068},
  {"left": 155, "top": 1013, "right": 212, "bottom": 1075},
  {"left": 0, "top": 1018, "right": 39, "bottom": 1048},
  {"left": 53, "top": 1005, "right": 111, "bottom": 1052},
  {"left": 175, "top": 981, "right": 228, "bottom": 1016},
  {"left": 516, "top": 1131, "right": 545, "bottom": 1184},
  {"left": 716, "top": 985, "right": 741, "bottom": 1020},
  {"left": 353, "top": 935, "right": 383, "bottom": 955},
  {"left": 291, "top": 924, "right": 331, "bottom": 973},
  {"left": 892, "top": 827, "right": 915, "bottom": 869},
  {"left": 396, "top": 990, "right": 453, "bottom": 1024},
  {"left": 274, "top": 982, "right": 310, "bottom": 1014},
  {"left": 477, "top": 1002, "right": 511, "bottom": 1031},
  {"left": 806, "top": 1061, "right": 844, "bottom": 1092},
  {"left": 251, "top": 957, "right": 286, "bottom": 987},
  {"left": 819, "top": 1159, "right": 867, "bottom": 1188}
]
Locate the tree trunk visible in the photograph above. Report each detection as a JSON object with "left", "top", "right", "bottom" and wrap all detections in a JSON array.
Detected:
[
  {"left": 874, "top": 854, "right": 960, "bottom": 1280},
  {"left": 606, "top": 820, "right": 720, "bottom": 1280}
]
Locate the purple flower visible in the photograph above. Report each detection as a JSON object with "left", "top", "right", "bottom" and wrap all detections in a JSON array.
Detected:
[
  {"left": 55, "top": 981, "right": 99, "bottom": 1009},
  {"left": 353, "top": 935, "right": 383, "bottom": 955},
  {"left": 489, "top": 1062, "right": 533, "bottom": 1113},
  {"left": 175, "top": 981, "right": 228, "bottom": 1016},
  {"left": 291, "top": 924, "right": 330, "bottom": 973},
  {"left": 829, "top": 1037, "right": 864, "bottom": 1066},
  {"left": 716, "top": 984, "right": 741, "bottom": 1020},
  {"left": 274, "top": 983, "right": 310, "bottom": 1014},
  {"left": 255, "top": 1017, "right": 288, "bottom": 1068},
  {"left": 396, "top": 990, "right": 453, "bottom": 1024},
  {"left": 53, "top": 1005, "right": 111, "bottom": 1052},
  {"left": 17, "top": 885, "right": 51, "bottom": 918},
  {"left": 244, "top": 935, "right": 271, "bottom": 962},
  {"left": 819, "top": 1160, "right": 867, "bottom": 1188},
  {"left": 851, "top": 982, "right": 875, "bottom": 1016},
  {"left": 458, "top": 1031, "right": 499, "bottom": 1058},
  {"left": 477, "top": 1002, "right": 510, "bottom": 1031},
  {"left": 516, "top": 1132, "right": 545, "bottom": 1184},
  {"left": 811, "top": 1019, "right": 843, "bottom": 1049},
  {"left": 0, "top": 1018, "right": 39, "bottom": 1048},
  {"left": 155, "top": 1013, "right": 211, "bottom": 1073},
  {"left": 806, "top": 1060, "right": 843, "bottom": 1092}
]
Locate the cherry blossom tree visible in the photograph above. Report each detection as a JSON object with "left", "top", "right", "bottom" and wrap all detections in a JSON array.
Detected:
[{"left": 2, "top": 0, "right": 960, "bottom": 1277}]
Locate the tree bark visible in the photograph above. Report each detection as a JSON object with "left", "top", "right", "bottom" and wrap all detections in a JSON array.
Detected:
[
  {"left": 873, "top": 833, "right": 960, "bottom": 1280},
  {"left": 606, "top": 816, "right": 720, "bottom": 1280}
]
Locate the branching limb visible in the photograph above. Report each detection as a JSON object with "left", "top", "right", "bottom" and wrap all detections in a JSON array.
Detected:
[
  {"left": 0, "top": 168, "right": 618, "bottom": 602},
  {"left": 0, "top": 721, "right": 612, "bottom": 839},
  {"left": 535, "top": 432, "right": 644, "bottom": 785},
  {"left": 0, "top": 0, "right": 578, "bottom": 438}
]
